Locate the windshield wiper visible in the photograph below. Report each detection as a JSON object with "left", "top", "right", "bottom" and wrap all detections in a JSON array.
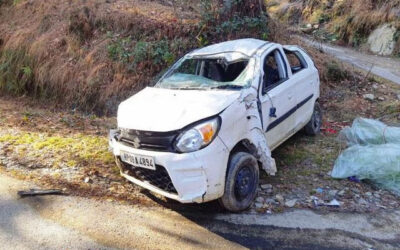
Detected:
[
  {"left": 212, "top": 85, "right": 243, "bottom": 90},
  {"left": 175, "top": 87, "right": 206, "bottom": 90}
]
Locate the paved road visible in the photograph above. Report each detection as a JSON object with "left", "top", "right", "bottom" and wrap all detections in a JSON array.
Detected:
[
  {"left": 300, "top": 36, "right": 400, "bottom": 85},
  {"left": 1, "top": 174, "right": 399, "bottom": 249}
]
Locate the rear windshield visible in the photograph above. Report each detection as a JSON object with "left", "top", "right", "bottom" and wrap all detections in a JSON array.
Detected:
[{"left": 156, "top": 57, "right": 255, "bottom": 90}]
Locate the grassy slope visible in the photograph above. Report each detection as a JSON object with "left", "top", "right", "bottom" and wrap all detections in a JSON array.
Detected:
[
  {"left": 0, "top": 0, "right": 199, "bottom": 115},
  {"left": 0, "top": 0, "right": 272, "bottom": 115}
]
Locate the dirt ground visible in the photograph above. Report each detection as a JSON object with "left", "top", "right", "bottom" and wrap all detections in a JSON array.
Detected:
[{"left": 1, "top": 173, "right": 400, "bottom": 249}]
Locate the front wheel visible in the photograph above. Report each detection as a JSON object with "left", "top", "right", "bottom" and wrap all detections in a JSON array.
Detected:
[
  {"left": 304, "top": 102, "right": 322, "bottom": 136},
  {"left": 219, "top": 152, "right": 259, "bottom": 212}
]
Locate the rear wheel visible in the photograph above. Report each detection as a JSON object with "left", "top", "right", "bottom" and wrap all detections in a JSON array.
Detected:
[
  {"left": 304, "top": 102, "right": 322, "bottom": 136},
  {"left": 219, "top": 152, "right": 259, "bottom": 212}
]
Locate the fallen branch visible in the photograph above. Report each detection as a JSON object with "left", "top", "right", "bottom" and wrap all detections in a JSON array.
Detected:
[{"left": 17, "top": 189, "right": 64, "bottom": 198}]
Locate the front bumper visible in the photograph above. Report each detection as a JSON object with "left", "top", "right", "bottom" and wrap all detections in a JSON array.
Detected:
[{"left": 109, "top": 130, "right": 230, "bottom": 203}]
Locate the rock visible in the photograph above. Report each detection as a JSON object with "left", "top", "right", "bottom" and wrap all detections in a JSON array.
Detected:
[
  {"left": 313, "top": 24, "right": 319, "bottom": 29},
  {"left": 328, "top": 190, "right": 338, "bottom": 197},
  {"left": 363, "top": 94, "right": 375, "bottom": 101},
  {"left": 365, "top": 192, "right": 372, "bottom": 197},
  {"left": 372, "top": 83, "right": 379, "bottom": 89},
  {"left": 261, "top": 184, "right": 272, "bottom": 190},
  {"left": 367, "top": 23, "right": 397, "bottom": 56},
  {"left": 301, "top": 27, "right": 313, "bottom": 34},
  {"left": 285, "top": 199, "right": 297, "bottom": 208},
  {"left": 275, "top": 194, "right": 284, "bottom": 204},
  {"left": 378, "top": 97, "right": 385, "bottom": 101},
  {"left": 306, "top": 23, "right": 312, "bottom": 28},
  {"left": 265, "top": 198, "right": 278, "bottom": 205},
  {"left": 338, "top": 190, "right": 346, "bottom": 196},
  {"left": 397, "top": 94, "right": 400, "bottom": 101},
  {"left": 84, "top": 177, "right": 91, "bottom": 183},
  {"left": 254, "top": 202, "right": 263, "bottom": 209},
  {"left": 373, "top": 192, "right": 381, "bottom": 198},
  {"left": 255, "top": 197, "right": 264, "bottom": 203},
  {"left": 358, "top": 198, "right": 368, "bottom": 206}
]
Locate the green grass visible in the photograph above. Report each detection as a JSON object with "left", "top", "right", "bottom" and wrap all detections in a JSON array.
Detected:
[{"left": 0, "top": 132, "right": 114, "bottom": 167}]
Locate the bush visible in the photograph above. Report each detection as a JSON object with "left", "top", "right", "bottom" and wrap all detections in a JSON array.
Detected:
[
  {"left": 325, "top": 61, "right": 349, "bottom": 82},
  {"left": 0, "top": 49, "right": 35, "bottom": 95},
  {"left": 198, "top": 0, "right": 269, "bottom": 44},
  {"left": 107, "top": 37, "right": 177, "bottom": 70}
]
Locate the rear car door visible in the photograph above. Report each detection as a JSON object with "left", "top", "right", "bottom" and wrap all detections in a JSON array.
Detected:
[
  {"left": 283, "top": 48, "right": 316, "bottom": 131},
  {"left": 260, "top": 48, "right": 296, "bottom": 149}
]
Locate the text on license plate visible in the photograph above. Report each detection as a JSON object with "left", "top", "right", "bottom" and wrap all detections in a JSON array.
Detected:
[{"left": 121, "top": 151, "right": 156, "bottom": 170}]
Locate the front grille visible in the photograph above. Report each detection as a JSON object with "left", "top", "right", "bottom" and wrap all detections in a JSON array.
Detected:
[
  {"left": 119, "top": 158, "right": 177, "bottom": 194},
  {"left": 118, "top": 129, "right": 179, "bottom": 152}
]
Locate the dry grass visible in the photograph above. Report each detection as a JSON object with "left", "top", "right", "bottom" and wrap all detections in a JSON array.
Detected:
[
  {"left": 0, "top": 0, "right": 199, "bottom": 115},
  {"left": 0, "top": 0, "right": 276, "bottom": 115}
]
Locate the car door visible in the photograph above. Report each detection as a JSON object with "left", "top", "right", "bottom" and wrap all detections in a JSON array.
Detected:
[
  {"left": 283, "top": 48, "right": 316, "bottom": 131},
  {"left": 260, "top": 48, "right": 296, "bottom": 150}
]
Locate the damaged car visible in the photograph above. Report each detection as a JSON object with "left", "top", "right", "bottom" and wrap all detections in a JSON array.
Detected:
[{"left": 109, "top": 38, "right": 321, "bottom": 212}]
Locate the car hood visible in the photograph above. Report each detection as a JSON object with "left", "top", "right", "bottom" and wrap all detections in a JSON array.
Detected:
[{"left": 117, "top": 87, "right": 241, "bottom": 132}]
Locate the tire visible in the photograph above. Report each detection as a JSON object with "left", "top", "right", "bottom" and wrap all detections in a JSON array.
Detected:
[
  {"left": 219, "top": 152, "right": 259, "bottom": 212},
  {"left": 304, "top": 102, "right": 322, "bottom": 136}
]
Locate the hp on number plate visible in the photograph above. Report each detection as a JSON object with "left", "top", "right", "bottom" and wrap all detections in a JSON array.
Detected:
[{"left": 121, "top": 151, "right": 156, "bottom": 170}]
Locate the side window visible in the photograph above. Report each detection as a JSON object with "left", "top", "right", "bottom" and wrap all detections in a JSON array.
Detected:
[
  {"left": 263, "top": 50, "right": 287, "bottom": 92},
  {"left": 284, "top": 50, "right": 308, "bottom": 74}
]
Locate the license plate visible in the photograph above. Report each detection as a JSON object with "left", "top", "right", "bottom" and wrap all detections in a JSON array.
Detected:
[{"left": 120, "top": 151, "right": 156, "bottom": 170}]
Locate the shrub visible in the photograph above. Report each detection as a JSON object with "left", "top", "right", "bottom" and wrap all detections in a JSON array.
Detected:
[
  {"left": 107, "top": 38, "right": 177, "bottom": 70},
  {"left": 0, "top": 49, "right": 35, "bottom": 95},
  {"left": 325, "top": 61, "right": 348, "bottom": 82},
  {"left": 198, "top": 0, "right": 269, "bottom": 44}
]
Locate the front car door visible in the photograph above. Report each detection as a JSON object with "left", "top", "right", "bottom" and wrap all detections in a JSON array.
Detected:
[{"left": 259, "top": 47, "right": 296, "bottom": 150}]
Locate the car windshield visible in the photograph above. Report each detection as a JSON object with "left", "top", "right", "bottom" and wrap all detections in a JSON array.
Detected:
[{"left": 156, "top": 57, "right": 255, "bottom": 90}]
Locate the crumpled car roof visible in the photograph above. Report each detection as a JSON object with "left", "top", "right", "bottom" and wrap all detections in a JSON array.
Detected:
[{"left": 188, "top": 38, "right": 270, "bottom": 61}]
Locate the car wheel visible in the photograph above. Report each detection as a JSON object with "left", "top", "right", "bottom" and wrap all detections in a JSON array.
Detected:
[
  {"left": 304, "top": 102, "right": 322, "bottom": 136},
  {"left": 219, "top": 152, "right": 259, "bottom": 212}
]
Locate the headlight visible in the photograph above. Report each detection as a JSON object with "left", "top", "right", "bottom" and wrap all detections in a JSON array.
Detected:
[{"left": 175, "top": 117, "right": 221, "bottom": 153}]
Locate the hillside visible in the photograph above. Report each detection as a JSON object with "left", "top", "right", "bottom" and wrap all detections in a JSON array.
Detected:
[
  {"left": 0, "top": 0, "right": 272, "bottom": 114},
  {"left": 268, "top": 0, "right": 400, "bottom": 56}
]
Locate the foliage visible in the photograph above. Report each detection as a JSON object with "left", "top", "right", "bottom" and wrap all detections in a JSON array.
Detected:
[
  {"left": 107, "top": 37, "right": 177, "bottom": 70},
  {"left": 198, "top": 0, "right": 269, "bottom": 45},
  {"left": 0, "top": 49, "right": 35, "bottom": 95},
  {"left": 0, "top": 132, "right": 114, "bottom": 168},
  {"left": 325, "top": 61, "right": 348, "bottom": 82}
]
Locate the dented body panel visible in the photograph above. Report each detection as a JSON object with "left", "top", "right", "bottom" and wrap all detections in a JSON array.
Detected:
[{"left": 109, "top": 39, "right": 320, "bottom": 204}]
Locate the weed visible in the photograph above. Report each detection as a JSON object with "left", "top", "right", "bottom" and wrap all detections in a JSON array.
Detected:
[
  {"left": 108, "top": 37, "right": 177, "bottom": 69},
  {"left": 107, "top": 37, "right": 133, "bottom": 63},
  {"left": 198, "top": 0, "right": 269, "bottom": 43},
  {"left": 68, "top": 6, "right": 94, "bottom": 42},
  {"left": 325, "top": 61, "right": 348, "bottom": 82},
  {"left": 0, "top": 49, "right": 35, "bottom": 95}
]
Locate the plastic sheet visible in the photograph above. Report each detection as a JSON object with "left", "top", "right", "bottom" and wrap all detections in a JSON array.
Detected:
[
  {"left": 332, "top": 118, "right": 400, "bottom": 195},
  {"left": 338, "top": 118, "right": 400, "bottom": 146}
]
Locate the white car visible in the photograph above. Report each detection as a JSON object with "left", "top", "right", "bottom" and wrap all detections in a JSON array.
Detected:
[{"left": 109, "top": 38, "right": 321, "bottom": 212}]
